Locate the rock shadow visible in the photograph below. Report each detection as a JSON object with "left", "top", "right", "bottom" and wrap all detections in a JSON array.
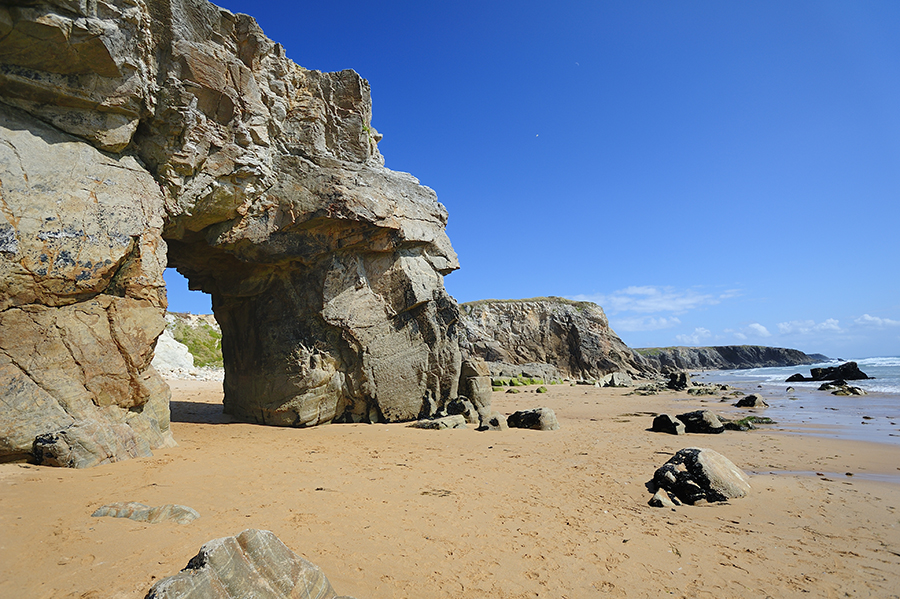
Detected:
[{"left": 169, "top": 400, "right": 236, "bottom": 425}]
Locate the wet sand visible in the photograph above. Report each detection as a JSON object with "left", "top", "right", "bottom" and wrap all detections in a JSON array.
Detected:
[{"left": 2, "top": 381, "right": 899, "bottom": 598}]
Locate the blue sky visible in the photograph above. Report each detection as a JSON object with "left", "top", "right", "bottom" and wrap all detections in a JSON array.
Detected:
[{"left": 166, "top": 0, "right": 899, "bottom": 358}]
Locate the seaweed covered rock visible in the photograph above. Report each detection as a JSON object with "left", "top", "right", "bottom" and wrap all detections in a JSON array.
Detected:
[{"left": 652, "top": 448, "right": 750, "bottom": 505}]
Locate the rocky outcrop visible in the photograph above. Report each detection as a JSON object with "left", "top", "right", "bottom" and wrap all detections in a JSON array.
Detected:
[
  {"left": 786, "top": 361, "right": 870, "bottom": 382},
  {"left": 459, "top": 298, "right": 652, "bottom": 380},
  {"left": 1, "top": 0, "right": 462, "bottom": 464},
  {"left": 145, "top": 529, "right": 355, "bottom": 599},
  {"left": 635, "top": 345, "right": 823, "bottom": 371},
  {"left": 652, "top": 448, "right": 750, "bottom": 505}
]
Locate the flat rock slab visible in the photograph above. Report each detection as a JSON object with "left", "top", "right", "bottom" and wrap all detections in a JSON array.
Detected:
[
  {"left": 92, "top": 502, "right": 199, "bottom": 525},
  {"left": 145, "top": 529, "right": 357, "bottom": 599},
  {"left": 409, "top": 415, "right": 467, "bottom": 430},
  {"left": 653, "top": 447, "right": 751, "bottom": 505}
]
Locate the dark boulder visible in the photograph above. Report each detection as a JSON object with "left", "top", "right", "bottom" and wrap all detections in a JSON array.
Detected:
[
  {"left": 675, "top": 410, "right": 725, "bottom": 434},
  {"left": 810, "top": 362, "right": 869, "bottom": 381},
  {"left": 651, "top": 414, "right": 686, "bottom": 435},
  {"left": 667, "top": 372, "right": 692, "bottom": 391},
  {"left": 507, "top": 408, "right": 560, "bottom": 431},
  {"left": 652, "top": 448, "right": 751, "bottom": 505}
]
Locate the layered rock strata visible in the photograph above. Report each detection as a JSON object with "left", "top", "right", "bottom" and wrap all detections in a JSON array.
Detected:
[
  {"left": 0, "top": 0, "right": 461, "bottom": 464},
  {"left": 459, "top": 298, "right": 651, "bottom": 380},
  {"left": 634, "top": 345, "right": 823, "bottom": 372}
]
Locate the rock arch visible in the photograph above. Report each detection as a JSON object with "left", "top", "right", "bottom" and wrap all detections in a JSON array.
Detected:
[{"left": 0, "top": 0, "right": 461, "bottom": 466}]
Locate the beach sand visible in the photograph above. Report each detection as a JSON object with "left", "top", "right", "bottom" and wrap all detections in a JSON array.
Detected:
[{"left": 2, "top": 381, "right": 899, "bottom": 598}]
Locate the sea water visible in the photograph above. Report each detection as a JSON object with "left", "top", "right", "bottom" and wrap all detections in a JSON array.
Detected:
[{"left": 694, "top": 357, "right": 900, "bottom": 446}]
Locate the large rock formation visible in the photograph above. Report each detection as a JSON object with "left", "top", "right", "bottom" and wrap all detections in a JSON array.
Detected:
[
  {"left": 0, "top": 0, "right": 461, "bottom": 465},
  {"left": 634, "top": 345, "right": 824, "bottom": 372},
  {"left": 459, "top": 297, "right": 652, "bottom": 380}
]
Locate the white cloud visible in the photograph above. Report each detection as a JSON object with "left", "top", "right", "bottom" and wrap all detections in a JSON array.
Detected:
[
  {"left": 734, "top": 332, "right": 747, "bottom": 340},
  {"left": 777, "top": 319, "right": 842, "bottom": 335},
  {"left": 571, "top": 286, "right": 736, "bottom": 314},
  {"left": 746, "top": 323, "right": 771, "bottom": 337},
  {"left": 675, "top": 327, "right": 712, "bottom": 345},
  {"left": 855, "top": 314, "right": 900, "bottom": 328},
  {"left": 612, "top": 316, "right": 681, "bottom": 332}
]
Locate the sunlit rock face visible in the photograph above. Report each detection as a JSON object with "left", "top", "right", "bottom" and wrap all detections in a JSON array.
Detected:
[{"left": 0, "top": 0, "right": 461, "bottom": 465}]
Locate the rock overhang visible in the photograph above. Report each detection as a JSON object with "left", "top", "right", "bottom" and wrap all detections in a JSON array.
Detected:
[{"left": 0, "top": 0, "right": 464, "bottom": 466}]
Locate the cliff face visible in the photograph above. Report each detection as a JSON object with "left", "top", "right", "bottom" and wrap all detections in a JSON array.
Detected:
[
  {"left": 0, "top": 0, "right": 461, "bottom": 465},
  {"left": 633, "top": 346, "right": 823, "bottom": 371},
  {"left": 459, "top": 298, "right": 653, "bottom": 380}
]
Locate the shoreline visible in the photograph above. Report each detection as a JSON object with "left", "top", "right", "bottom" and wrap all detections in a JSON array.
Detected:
[{"left": 2, "top": 380, "right": 899, "bottom": 598}]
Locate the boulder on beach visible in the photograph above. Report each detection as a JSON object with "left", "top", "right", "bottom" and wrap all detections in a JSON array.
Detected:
[
  {"left": 652, "top": 448, "right": 751, "bottom": 505},
  {"left": 651, "top": 414, "right": 686, "bottom": 435},
  {"left": 145, "top": 529, "right": 356, "bottom": 599},
  {"left": 676, "top": 410, "right": 725, "bottom": 434},
  {"left": 734, "top": 394, "right": 768, "bottom": 408},
  {"left": 507, "top": 408, "right": 560, "bottom": 431},
  {"left": 667, "top": 372, "right": 692, "bottom": 391}
]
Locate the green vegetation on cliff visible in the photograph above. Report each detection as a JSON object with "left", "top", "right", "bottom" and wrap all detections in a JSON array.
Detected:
[{"left": 171, "top": 320, "right": 223, "bottom": 368}]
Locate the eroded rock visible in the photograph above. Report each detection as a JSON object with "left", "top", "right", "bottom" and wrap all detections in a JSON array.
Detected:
[
  {"left": 1, "top": 0, "right": 463, "bottom": 464},
  {"left": 145, "top": 529, "right": 356, "bottom": 599}
]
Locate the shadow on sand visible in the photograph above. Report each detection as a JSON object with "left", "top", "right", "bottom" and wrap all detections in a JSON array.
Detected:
[{"left": 169, "top": 400, "right": 237, "bottom": 425}]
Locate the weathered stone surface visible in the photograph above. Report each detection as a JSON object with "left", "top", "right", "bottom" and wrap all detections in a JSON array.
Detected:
[
  {"left": 651, "top": 414, "right": 686, "bottom": 435},
  {"left": 734, "top": 394, "right": 768, "bottom": 408},
  {"left": 675, "top": 410, "right": 725, "bottom": 434},
  {"left": 477, "top": 411, "right": 508, "bottom": 431},
  {"left": 1, "top": 0, "right": 462, "bottom": 464},
  {"left": 507, "top": 408, "right": 560, "bottom": 431},
  {"left": 652, "top": 448, "right": 750, "bottom": 505},
  {"left": 446, "top": 397, "right": 478, "bottom": 425},
  {"left": 92, "top": 502, "right": 200, "bottom": 524},
  {"left": 0, "top": 103, "right": 173, "bottom": 465},
  {"left": 409, "top": 415, "right": 466, "bottom": 430},
  {"left": 145, "top": 529, "right": 355, "bottom": 599},
  {"left": 459, "top": 298, "right": 652, "bottom": 380},
  {"left": 152, "top": 328, "right": 196, "bottom": 372},
  {"left": 600, "top": 372, "right": 633, "bottom": 387}
]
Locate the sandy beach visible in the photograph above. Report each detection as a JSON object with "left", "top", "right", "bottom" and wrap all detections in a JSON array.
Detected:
[{"left": 2, "top": 380, "right": 899, "bottom": 599}]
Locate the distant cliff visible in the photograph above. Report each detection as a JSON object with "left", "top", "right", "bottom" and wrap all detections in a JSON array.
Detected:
[
  {"left": 459, "top": 298, "right": 654, "bottom": 379},
  {"left": 633, "top": 345, "right": 825, "bottom": 371}
]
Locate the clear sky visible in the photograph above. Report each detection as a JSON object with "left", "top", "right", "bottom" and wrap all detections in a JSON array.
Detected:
[{"left": 166, "top": 0, "right": 899, "bottom": 359}]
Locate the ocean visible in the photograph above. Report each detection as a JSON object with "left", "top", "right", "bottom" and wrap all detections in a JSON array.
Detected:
[{"left": 694, "top": 357, "right": 900, "bottom": 446}]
